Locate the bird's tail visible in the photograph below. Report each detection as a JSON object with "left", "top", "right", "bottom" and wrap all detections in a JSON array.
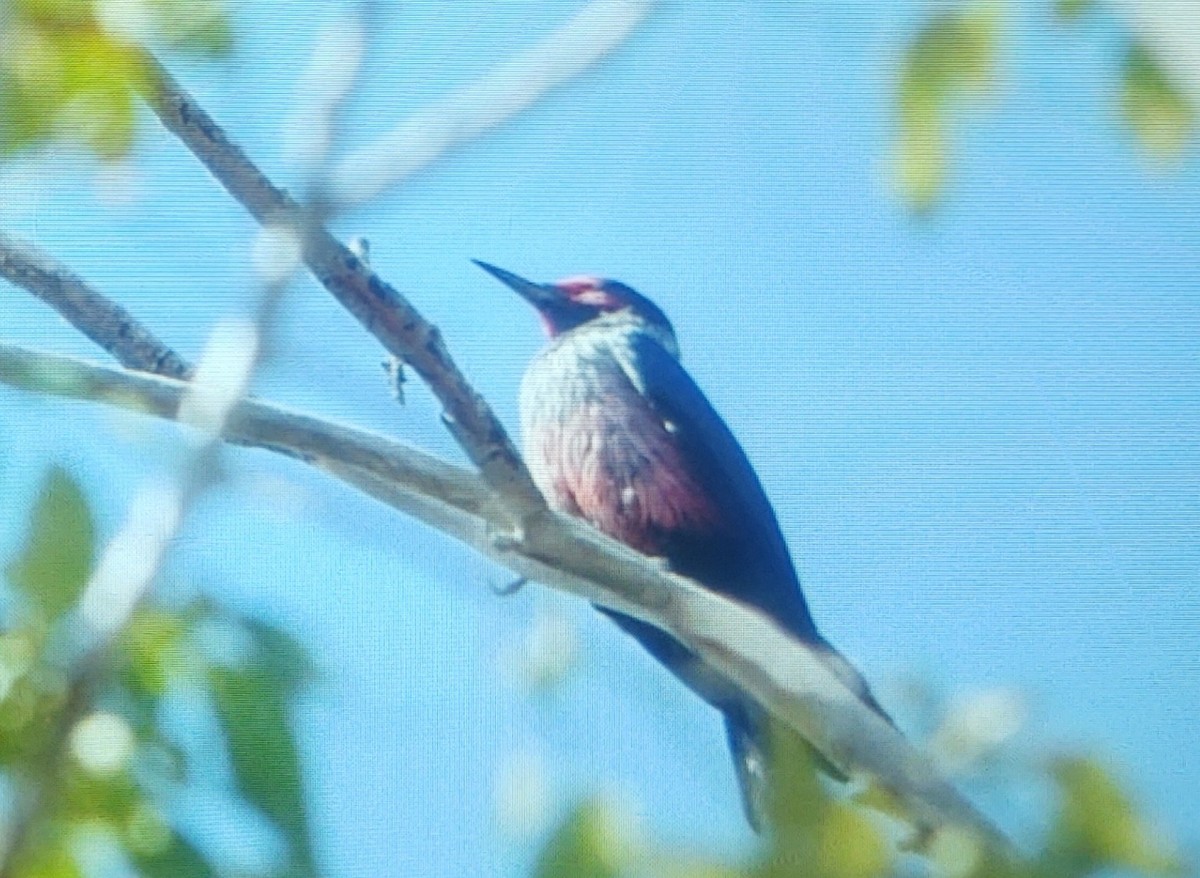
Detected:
[
  {"left": 724, "top": 702, "right": 853, "bottom": 833},
  {"left": 725, "top": 641, "right": 892, "bottom": 833},
  {"left": 724, "top": 705, "right": 770, "bottom": 832}
]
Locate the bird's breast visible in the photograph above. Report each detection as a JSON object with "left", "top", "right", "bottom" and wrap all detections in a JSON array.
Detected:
[{"left": 519, "top": 335, "right": 719, "bottom": 555}]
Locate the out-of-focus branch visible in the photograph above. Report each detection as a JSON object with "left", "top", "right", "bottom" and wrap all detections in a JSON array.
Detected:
[
  {"left": 135, "top": 52, "right": 547, "bottom": 520},
  {"left": 0, "top": 231, "right": 191, "bottom": 379},
  {"left": 0, "top": 344, "right": 1014, "bottom": 856},
  {"left": 329, "top": 0, "right": 654, "bottom": 204},
  {"left": 284, "top": 9, "right": 369, "bottom": 177}
]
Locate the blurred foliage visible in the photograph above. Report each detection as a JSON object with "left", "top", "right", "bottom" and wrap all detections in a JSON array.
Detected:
[
  {"left": 897, "top": 1, "right": 1196, "bottom": 209},
  {"left": 5, "top": 466, "right": 94, "bottom": 623},
  {"left": 209, "top": 620, "right": 316, "bottom": 874},
  {"left": 533, "top": 800, "right": 627, "bottom": 878},
  {"left": 894, "top": 3, "right": 1002, "bottom": 211},
  {"left": 528, "top": 718, "right": 1190, "bottom": 878},
  {"left": 1054, "top": 0, "right": 1095, "bottom": 20},
  {"left": 1120, "top": 44, "right": 1194, "bottom": 162},
  {"left": 0, "top": 0, "right": 231, "bottom": 158},
  {"left": 0, "top": 468, "right": 316, "bottom": 878}
]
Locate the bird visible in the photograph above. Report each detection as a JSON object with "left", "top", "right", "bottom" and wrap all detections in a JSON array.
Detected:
[{"left": 474, "top": 260, "right": 891, "bottom": 830}]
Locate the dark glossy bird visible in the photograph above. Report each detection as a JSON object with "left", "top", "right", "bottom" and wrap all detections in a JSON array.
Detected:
[{"left": 474, "top": 260, "right": 890, "bottom": 830}]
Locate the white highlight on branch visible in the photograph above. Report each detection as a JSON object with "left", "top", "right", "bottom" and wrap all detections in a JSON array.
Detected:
[
  {"left": 177, "top": 317, "right": 260, "bottom": 436},
  {"left": 251, "top": 226, "right": 303, "bottom": 286},
  {"left": 78, "top": 479, "right": 183, "bottom": 639},
  {"left": 330, "top": 0, "right": 654, "bottom": 203}
]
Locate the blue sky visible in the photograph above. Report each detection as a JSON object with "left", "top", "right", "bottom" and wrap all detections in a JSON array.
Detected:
[{"left": 2, "top": 2, "right": 1198, "bottom": 875}]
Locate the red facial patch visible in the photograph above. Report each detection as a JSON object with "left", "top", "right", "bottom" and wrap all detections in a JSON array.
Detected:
[
  {"left": 554, "top": 275, "right": 602, "bottom": 295},
  {"left": 553, "top": 275, "right": 616, "bottom": 309}
]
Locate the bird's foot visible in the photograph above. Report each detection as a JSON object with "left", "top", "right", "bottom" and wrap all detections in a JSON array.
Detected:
[
  {"left": 492, "top": 576, "right": 527, "bottom": 596},
  {"left": 381, "top": 356, "right": 406, "bottom": 403}
]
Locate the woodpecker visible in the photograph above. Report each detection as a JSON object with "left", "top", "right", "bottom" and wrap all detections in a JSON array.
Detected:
[{"left": 475, "top": 260, "right": 890, "bottom": 830}]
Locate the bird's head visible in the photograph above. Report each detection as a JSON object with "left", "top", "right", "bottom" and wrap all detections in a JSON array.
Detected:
[{"left": 473, "top": 261, "right": 675, "bottom": 343}]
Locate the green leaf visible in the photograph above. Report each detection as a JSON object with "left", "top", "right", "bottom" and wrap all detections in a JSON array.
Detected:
[
  {"left": 8, "top": 827, "right": 84, "bottom": 878},
  {"left": 149, "top": 0, "right": 235, "bottom": 55},
  {"left": 1048, "top": 756, "right": 1182, "bottom": 875},
  {"left": 1055, "top": 0, "right": 1094, "bottom": 20},
  {"left": 0, "top": 0, "right": 230, "bottom": 159},
  {"left": 894, "top": 4, "right": 1002, "bottom": 210},
  {"left": 209, "top": 622, "right": 314, "bottom": 874},
  {"left": 816, "top": 802, "right": 890, "bottom": 878},
  {"left": 0, "top": 69, "right": 57, "bottom": 156},
  {"left": 55, "top": 30, "right": 149, "bottom": 159},
  {"left": 763, "top": 720, "right": 829, "bottom": 842},
  {"left": 753, "top": 720, "right": 831, "bottom": 878},
  {"left": 1121, "top": 44, "right": 1194, "bottom": 162},
  {"left": 120, "top": 608, "right": 190, "bottom": 697},
  {"left": 12, "top": 0, "right": 94, "bottom": 27},
  {"left": 130, "top": 827, "right": 216, "bottom": 878},
  {"left": 6, "top": 466, "right": 95, "bottom": 622},
  {"left": 62, "top": 765, "right": 142, "bottom": 823},
  {"left": 533, "top": 800, "right": 628, "bottom": 878}
]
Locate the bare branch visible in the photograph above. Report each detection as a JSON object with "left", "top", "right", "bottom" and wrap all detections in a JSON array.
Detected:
[
  {"left": 0, "top": 344, "right": 1013, "bottom": 855},
  {"left": 0, "top": 343, "right": 489, "bottom": 515},
  {"left": 0, "top": 230, "right": 191, "bottom": 379},
  {"left": 135, "top": 51, "right": 545, "bottom": 521}
]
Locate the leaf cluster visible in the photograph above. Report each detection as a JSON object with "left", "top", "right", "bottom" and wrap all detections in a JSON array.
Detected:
[
  {"left": 0, "top": 0, "right": 231, "bottom": 157},
  {"left": 895, "top": 1, "right": 1195, "bottom": 210},
  {"left": 1, "top": 467, "right": 316, "bottom": 878},
  {"left": 531, "top": 721, "right": 1189, "bottom": 878}
]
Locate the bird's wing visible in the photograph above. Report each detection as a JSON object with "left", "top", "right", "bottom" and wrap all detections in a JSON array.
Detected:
[
  {"left": 617, "top": 331, "right": 819, "bottom": 639},
  {"left": 619, "top": 331, "right": 896, "bottom": 725}
]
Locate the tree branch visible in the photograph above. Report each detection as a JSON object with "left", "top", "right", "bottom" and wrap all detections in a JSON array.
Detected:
[
  {"left": 134, "top": 52, "right": 546, "bottom": 520},
  {"left": 0, "top": 344, "right": 1013, "bottom": 855},
  {"left": 0, "top": 231, "right": 191, "bottom": 379}
]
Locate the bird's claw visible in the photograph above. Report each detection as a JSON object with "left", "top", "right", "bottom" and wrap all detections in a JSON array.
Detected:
[
  {"left": 382, "top": 356, "right": 406, "bottom": 403},
  {"left": 492, "top": 577, "right": 527, "bottom": 596},
  {"left": 487, "top": 518, "right": 526, "bottom": 552}
]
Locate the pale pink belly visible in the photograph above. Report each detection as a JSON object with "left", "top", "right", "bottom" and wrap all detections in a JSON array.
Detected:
[{"left": 526, "top": 393, "right": 720, "bottom": 554}]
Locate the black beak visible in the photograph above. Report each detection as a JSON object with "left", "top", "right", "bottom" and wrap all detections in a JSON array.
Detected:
[{"left": 472, "top": 260, "right": 563, "bottom": 310}]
